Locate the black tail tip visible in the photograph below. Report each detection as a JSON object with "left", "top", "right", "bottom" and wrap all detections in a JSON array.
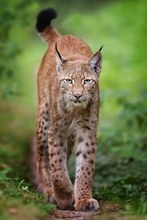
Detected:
[{"left": 36, "top": 8, "right": 57, "bottom": 32}]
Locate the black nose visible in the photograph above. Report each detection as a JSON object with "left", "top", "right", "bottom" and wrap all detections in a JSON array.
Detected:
[{"left": 74, "top": 94, "right": 82, "bottom": 99}]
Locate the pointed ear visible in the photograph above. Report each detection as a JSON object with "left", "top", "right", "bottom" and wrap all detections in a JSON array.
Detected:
[
  {"left": 87, "top": 46, "right": 103, "bottom": 76},
  {"left": 55, "top": 43, "right": 67, "bottom": 73}
]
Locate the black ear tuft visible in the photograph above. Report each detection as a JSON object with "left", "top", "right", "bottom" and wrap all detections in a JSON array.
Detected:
[
  {"left": 99, "top": 45, "right": 104, "bottom": 52},
  {"left": 36, "top": 8, "right": 57, "bottom": 32}
]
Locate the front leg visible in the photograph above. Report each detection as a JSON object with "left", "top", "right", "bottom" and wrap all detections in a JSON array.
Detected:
[
  {"left": 48, "top": 128, "right": 74, "bottom": 209},
  {"left": 74, "top": 128, "right": 99, "bottom": 211}
]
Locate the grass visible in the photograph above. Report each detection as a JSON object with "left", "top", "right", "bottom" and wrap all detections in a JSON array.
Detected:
[{"left": 0, "top": 168, "right": 55, "bottom": 220}]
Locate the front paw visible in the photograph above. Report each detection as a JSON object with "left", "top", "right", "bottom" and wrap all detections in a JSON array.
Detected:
[
  {"left": 75, "top": 198, "right": 99, "bottom": 211},
  {"left": 52, "top": 171, "right": 74, "bottom": 209}
]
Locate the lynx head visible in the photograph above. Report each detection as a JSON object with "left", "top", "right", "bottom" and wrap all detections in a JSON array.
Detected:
[{"left": 55, "top": 44, "right": 103, "bottom": 109}]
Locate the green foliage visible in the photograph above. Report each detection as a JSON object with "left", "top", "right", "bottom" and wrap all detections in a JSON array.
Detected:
[
  {"left": 0, "top": 0, "right": 38, "bottom": 98},
  {"left": 0, "top": 168, "right": 55, "bottom": 219}
]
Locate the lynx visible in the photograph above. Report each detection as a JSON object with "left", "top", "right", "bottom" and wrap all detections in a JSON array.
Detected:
[{"left": 35, "top": 8, "right": 103, "bottom": 211}]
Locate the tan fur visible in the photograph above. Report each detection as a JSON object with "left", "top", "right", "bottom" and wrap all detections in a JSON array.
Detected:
[{"left": 35, "top": 17, "right": 102, "bottom": 211}]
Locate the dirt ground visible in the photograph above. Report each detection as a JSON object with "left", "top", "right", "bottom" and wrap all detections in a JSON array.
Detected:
[
  {"left": 47, "top": 202, "right": 147, "bottom": 220},
  {"left": 6, "top": 201, "right": 147, "bottom": 220}
]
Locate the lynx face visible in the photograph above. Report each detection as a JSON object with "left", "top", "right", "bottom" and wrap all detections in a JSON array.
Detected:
[
  {"left": 55, "top": 45, "right": 102, "bottom": 108},
  {"left": 58, "top": 64, "right": 97, "bottom": 107}
]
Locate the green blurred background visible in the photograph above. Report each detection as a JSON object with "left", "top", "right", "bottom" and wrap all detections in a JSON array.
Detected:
[{"left": 0, "top": 0, "right": 147, "bottom": 219}]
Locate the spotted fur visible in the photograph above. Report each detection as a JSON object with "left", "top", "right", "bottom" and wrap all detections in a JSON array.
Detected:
[{"left": 35, "top": 8, "right": 103, "bottom": 211}]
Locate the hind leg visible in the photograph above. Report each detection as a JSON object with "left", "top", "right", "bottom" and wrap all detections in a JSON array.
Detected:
[
  {"left": 67, "top": 134, "right": 75, "bottom": 165},
  {"left": 36, "top": 100, "right": 55, "bottom": 203}
]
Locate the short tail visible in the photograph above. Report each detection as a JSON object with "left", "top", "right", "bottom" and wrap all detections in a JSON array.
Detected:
[{"left": 36, "top": 8, "right": 59, "bottom": 43}]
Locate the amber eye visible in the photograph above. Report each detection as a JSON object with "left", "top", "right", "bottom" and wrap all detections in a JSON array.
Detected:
[
  {"left": 64, "top": 79, "right": 73, "bottom": 84},
  {"left": 84, "top": 79, "right": 92, "bottom": 84}
]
